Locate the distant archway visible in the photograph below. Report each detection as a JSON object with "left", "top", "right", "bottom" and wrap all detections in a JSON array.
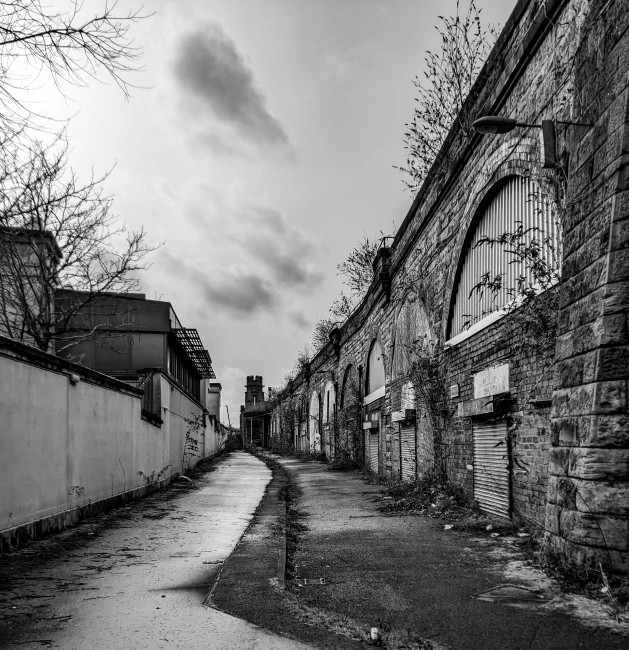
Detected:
[
  {"left": 309, "top": 391, "right": 321, "bottom": 451},
  {"left": 366, "top": 339, "right": 385, "bottom": 399}
]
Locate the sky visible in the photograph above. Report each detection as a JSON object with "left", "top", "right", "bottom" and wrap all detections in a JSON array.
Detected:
[{"left": 42, "top": 0, "right": 514, "bottom": 423}]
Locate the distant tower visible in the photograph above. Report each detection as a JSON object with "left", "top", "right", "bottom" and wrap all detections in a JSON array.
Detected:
[
  {"left": 241, "top": 375, "right": 270, "bottom": 447},
  {"left": 245, "top": 375, "right": 265, "bottom": 406}
]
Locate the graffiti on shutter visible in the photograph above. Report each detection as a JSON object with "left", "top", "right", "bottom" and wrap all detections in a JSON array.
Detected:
[
  {"left": 400, "top": 424, "right": 416, "bottom": 480},
  {"left": 370, "top": 432, "right": 379, "bottom": 473},
  {"left": 473, "top": 420, "right": 510, "bottom": 518}
]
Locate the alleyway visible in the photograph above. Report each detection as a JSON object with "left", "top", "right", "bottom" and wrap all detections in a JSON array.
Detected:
[
  {"left": 0, "top": 452, "right": 312, "bottom": 650},
  {"left": 276, "top": 457, "right": 628, "bottom": 649},
  {"left": 210, "top": 454, "right": 628, "bottom": 650}
]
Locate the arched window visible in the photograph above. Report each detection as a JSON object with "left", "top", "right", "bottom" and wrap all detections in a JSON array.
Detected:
[
  {"left": 447, "top": 175, "right": 558, "bottom": 341},
  {"left": 323, "top": 381, "right": 336, "bottom": 423},
  {"left": 340, "top": 364, "right": 354, "bottom": 409},
  {"left": 392, "top": 296, "right": 431, "bottom": 378},
  {"left": 366, "top": 339, "right": 385, "bottom": 397},
  {"left": 309, "top": 391, "right": 321, "bottom": 450}
]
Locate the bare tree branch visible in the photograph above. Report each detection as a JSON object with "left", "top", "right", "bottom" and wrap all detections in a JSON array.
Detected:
[
  {"left": 396, "top": 0, "right": 498, "bottom": 195},
  {"left": 0, "top": 135, "right": 157, "bottom": 351}
]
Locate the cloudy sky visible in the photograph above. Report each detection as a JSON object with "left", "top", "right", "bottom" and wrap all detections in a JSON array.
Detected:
[{"left": 44, "top": 0, "right": 513, "bottom": 422}]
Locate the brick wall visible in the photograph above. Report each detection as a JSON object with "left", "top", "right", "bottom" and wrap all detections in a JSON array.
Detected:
[{"left": 267, "top": 0, "right": 629, "bottom": 573}]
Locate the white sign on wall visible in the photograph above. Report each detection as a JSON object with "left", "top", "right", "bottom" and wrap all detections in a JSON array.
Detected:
[{"left": 473, "top": 363, "right": 510, "bottom": 399}]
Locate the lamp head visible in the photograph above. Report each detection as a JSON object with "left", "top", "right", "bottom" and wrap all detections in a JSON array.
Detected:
[{"left": 473, "top": 116, "right": 518, "bottom": 134}]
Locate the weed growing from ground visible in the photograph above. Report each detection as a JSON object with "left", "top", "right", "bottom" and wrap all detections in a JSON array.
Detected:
[{"left": 376, "top": 471, "right": 470, "bottom": 520}]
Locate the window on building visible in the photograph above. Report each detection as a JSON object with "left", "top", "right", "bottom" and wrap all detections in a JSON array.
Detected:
[
  {"left": 340, "top": 364, "right": 353, "bottom": 409},
  {"left": 366, "top": 339, "right": 385, "bottom": 397},
  {"left": 447, "top": 175, "right": 559, "bottom": 341},
  {"left": 323, "top": 380, "right": 335, "bottom": 423},
  {"left": 391, "top": 297, "right": 431, "bottom": 379}
]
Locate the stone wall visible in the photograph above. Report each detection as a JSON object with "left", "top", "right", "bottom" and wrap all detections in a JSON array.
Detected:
[
  {"left": 268, "top": 0, "right": 629, "bottom": 573},
  {"left": 545, "top": 0, "right": 629, "bottom": 573}
]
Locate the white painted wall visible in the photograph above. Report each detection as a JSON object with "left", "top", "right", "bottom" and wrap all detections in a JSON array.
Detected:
[{"left": 0, "top": 338, "right": 216, "bottom": 541}]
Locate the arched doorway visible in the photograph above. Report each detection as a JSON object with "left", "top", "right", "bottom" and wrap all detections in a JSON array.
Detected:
[{"left": 309, "top": 391, "right": 321, "bottom": 452}]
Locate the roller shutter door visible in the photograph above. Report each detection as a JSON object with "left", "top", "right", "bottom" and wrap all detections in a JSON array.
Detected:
[
  {"left": 473, "top": 420, "right": 510, "bottom": 518},
  {"left": 400, "top": 425, "right": 416, "bottom": 481},
  {"left": 369, "top": 432, "right": 379, "bottom": 472}
]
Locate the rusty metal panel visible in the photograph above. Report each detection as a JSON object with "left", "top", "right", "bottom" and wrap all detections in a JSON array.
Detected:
[{"left": 473, "top": 420, "right": 510, "bottom": 518}]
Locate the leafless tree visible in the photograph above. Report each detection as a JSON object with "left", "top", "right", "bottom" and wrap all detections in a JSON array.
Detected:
[
  {"left": 0, "top": 0, "right": 146, "bottom": 144},
  {"left": 311, "top": 316, "right": 336, "bottom": 351},
  {"left": 397, "top": 0, "right": 498, "bottom": 195},
  {"left": 0, "top": 136, "right": 154, "bottom": 352},
  {"left": 0, "top": 1, "right": 153, "bottom": 352},
  {"left": 336, "top": 233, "right": 381, "bottom": 299}
]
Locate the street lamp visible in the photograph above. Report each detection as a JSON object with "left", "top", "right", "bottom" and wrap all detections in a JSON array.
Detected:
[
  {"left": 472, "top": 116, "right": 539, "bottom": 134},
  {"left": 472, "top": 115, "right": 592, "bottom": 168},
  {"left": 473, "top": 116, "right": 556, "bottom": 168}
]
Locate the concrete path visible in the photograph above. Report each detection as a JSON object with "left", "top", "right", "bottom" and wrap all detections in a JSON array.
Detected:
[
  {"left": 0, "top": 452, "right": 313, "bottom": 650},
  {"left": 276, "top": 457, "right": 628, "bottom": 650}
]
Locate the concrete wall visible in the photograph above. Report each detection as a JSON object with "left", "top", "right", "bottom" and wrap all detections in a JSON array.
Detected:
[{"left": 0, "top": 336, "right": 216, "bottom": 549}]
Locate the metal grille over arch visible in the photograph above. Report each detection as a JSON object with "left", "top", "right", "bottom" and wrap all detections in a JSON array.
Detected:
[
  {"left": 323, "top": 381, "right": 336, "bottom": 424},
  {"left": 366, "top": 339, "right": 385, "bottom": 398},
  {"left": 309, "top": 391, "right": 321, "bottom": 452},
  {"left": 392, "top": 296, "right": 432, "bottom": 379},
  {"left": 447, "top": 175, "right": 558, "bottom": 340}
]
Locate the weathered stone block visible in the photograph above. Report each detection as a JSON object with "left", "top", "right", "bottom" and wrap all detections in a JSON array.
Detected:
[
  {"left": 561, "top": 509, "right": 628, "bottom": 550},
  {"left": 551, "top": 384, "right": 595, "bottom": 418},
  {"left": 595, "top": 346, "right": 629, "bottom": 381},
  {"left": 600, "top": 313, "right": 628, "bottom": 347},
  {"left": 584, "top": 414, "right": 629, "bottom": 448},
  {"left": 548, "top": 447, "right": 571, "bottom": 476},
  {"left": 554, "top": 416, "right": 583, "bottom": 447},
  {"left": 546, "top": 475, "right": 578, "bottom": 509},
  {"left": 573, "top": 478, "right": 629, "bottom": 516},
  {"left": 609, "top": 248, "right": 629, "bottom": 283},
  {"left": 602, "top": 279, "right": 629, "bottom": 314},
  {"left": 545, "top": 532, "right": 629, "bottom": 573},
  {"left": 593, "top": 379, "right": 627, "bottom": 413},
  {"left": 568, "top": 447, "right": 629, "bottom": 481}
]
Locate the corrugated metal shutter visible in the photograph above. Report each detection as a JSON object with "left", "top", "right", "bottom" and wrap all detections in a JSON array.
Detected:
[
  {"left": 369, "top": 432, "right": 379, "bottom": 472},
  {"left": 473, "top": 420, "right": 510, "bottom": 518},
  {"left": 450, "top": 176, "right": 558, "bottom": 338},
  {"left": 400, "top": 425, "right": 416, "bottom": 480}
]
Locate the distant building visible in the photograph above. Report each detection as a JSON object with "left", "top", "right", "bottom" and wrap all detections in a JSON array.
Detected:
[
  {"left": 0, "top": 227, "right": 62, "bottom": 350},
  {"left": 240, "top": 375, "right": 271, "bottom": 447},
  {"left": 56, "top": 290, "right": 216, "bottom": 412}
]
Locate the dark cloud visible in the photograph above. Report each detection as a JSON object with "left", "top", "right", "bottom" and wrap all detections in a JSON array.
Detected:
[
  {"left": 289, "top": 310, "right": 311, "bottom": 330},
  {"left": 200, "top": 271, "right": 275, "bottom": 316},
  {"left": 158, "top": 199, "right": 321, "bottom": 319},
  {"left": 174, "top": 24, "right": 289, "bottom": 147},
  {"left": 238, "top": 207, "right": 322, "bottom": 288},
  {"left": 195, "top": 132, "right": 249, "bottom": 158},
  {"left": 159, "top": 250, "right": 275, "bottom": 317}
]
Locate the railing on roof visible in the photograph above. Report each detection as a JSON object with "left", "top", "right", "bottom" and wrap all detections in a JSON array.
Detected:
[{"left": 172, "top": 328, "right": 216, "bottom": 378}]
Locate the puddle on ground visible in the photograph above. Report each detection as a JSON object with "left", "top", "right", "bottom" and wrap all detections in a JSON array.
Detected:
[{"left": 473, "top": 584, "right": 549, "bottom": 610}]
